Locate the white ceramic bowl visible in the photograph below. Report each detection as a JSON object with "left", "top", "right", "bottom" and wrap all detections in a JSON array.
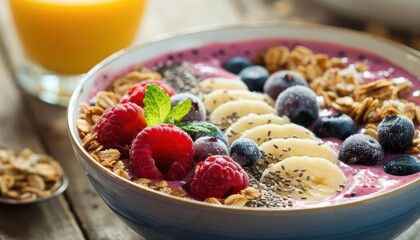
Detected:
[{"left": 68, "top": 23, "right": 420, "bottom": 240}]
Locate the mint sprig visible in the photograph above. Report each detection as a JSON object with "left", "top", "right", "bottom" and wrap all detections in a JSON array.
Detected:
[
  {"left": 170, "top": 120, "right": 218, "bottom": 135},
  {"left": 143, "top": 84, "right": 192, "bottom": 126},
  {"left": 144, "top": 84, "right": 172, "bottom": 126},
  {"left": 167, "top": 99, "right": 192, "bottom": 122}
]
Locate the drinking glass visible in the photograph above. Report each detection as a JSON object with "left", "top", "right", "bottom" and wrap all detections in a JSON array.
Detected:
[{"left": 8, "top": 0, "right": 147, "bottom": 106}]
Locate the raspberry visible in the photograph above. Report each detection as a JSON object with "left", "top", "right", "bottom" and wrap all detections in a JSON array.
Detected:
[
  {"left": 120, "top": 80, "right": 175, "bottom": 107},
  {"left": 129, "top": 124, "right": 194, "bottom": 180},
  {"left": 93, "top": 102, "right": 146, "bottom": 158},
  {"left": 188, "top": 155, "right": 249, "bottom": 199}
]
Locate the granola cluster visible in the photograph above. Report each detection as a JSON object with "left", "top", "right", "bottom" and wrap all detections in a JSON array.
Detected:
[
  {"left": 254, "top": 45, "right": 346, "bottom": 80},
  {"left": 0, "top": 148, "right": 64, "bottom": 202}
]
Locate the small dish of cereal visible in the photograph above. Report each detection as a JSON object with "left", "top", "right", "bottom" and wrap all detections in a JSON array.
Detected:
[{"left": 0, "top": 147, "right": 68, "bottom": 204}]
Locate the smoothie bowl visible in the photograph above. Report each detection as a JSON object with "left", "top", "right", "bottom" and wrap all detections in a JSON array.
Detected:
[{"left": 67, "top": 23, "right": 420, "bottom": 240}]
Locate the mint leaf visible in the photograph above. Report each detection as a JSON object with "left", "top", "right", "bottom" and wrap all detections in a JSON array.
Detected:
[
  {"left": 172, "top": 120, "right": 218, "bottom": 135},
  {"left": 168, "top": 99, "right": 192, "bottom": 122},
  {"left": 143, "top": 84, "right": 171, "bottom": 126}
]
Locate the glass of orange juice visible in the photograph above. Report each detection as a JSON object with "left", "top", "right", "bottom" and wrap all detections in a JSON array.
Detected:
[{"left": 8, "top": 0, "right": 147, "bottom": 106}]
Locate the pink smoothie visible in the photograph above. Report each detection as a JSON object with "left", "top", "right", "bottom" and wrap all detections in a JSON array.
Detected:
[{"left": 93, "top": 38, "right": 420, "bottom": 207}]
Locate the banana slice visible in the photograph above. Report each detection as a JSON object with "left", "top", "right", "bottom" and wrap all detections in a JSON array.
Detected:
[
  {"left": 202, "top": 89, "right": 275, "bottom": 111},
  {"left": 259, "top": 138, "right": 338, "bottom": 165},
  {"left": 225, "top": 113, "right": 290, "bottom": 145},
  {"left": 197, "top": 77, "right": 248, "bottom": 93},
  {"left": 209, "top": 100, "right": 275, "bottom": 129},
  {"left": 260, "top": 156, "right": 346, "bottom": 201},
  {"left": 240, "top": 123, "right": 318, "bottom": 146}
]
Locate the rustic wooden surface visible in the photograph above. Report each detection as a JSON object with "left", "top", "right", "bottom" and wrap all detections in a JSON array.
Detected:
[{"left": 0, "top": 0, "right": 418, "bottom": 239}]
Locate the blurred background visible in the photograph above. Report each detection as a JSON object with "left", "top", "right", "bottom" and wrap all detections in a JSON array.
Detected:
[{"left": 1, "top": 0, "right": 420, "bottom": 52}]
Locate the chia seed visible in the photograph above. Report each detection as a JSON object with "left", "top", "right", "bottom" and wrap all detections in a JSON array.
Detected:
[{"left": 155, "top": 62, "right": 200, "bottom": 94}]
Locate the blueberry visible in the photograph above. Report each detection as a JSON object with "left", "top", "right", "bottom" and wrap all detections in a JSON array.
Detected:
[
  {"left": 339, "top": 134, "right": 384, "bottom": 165},
  {"left": 378, "top": 115, "right": 415, "bottom": 153},
  {"left": 238, "top": 66, "right": 269, "bottom": 92},
  {"left": 263, "top": 70, "right": 308, "bottom": 100},
  {"left": 275, "top": 85, "right": 319, "bottom": 127},
  {"left": 229, "top": 138, "right": 260, "bottom": 167},
  {"left": 222, "top": 57, "right": 253, "bottom": 74},
  {"left": 189, "top": 123, "right": 228, "bottom": 146},
  {"left": 314, "top": 113, "right": 357, "bottom": 140},
  {"left": 193, "top": 137, "right": 228, "bottom": 162},
  {"left": 171, "top": 93, "right": 206, "bottom": 122},
  {"left": 384, "top": 155, "right": 420, "bottom": 176}
]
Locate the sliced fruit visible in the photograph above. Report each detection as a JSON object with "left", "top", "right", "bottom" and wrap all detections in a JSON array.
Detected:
[
  {"left": 197, "top": 77, "right": 248, "bottom": 93},
  {"left": 225, "top": 113, "right": 290, "bottom": 145},
  {"left": 202, "top": 89, "right": 274, "bottom": 111},
  {"left": 209, "top": 100, "right": 275, "bottom": 128},
  {"left": 260, "top": 156, "right": 346, "bottom": 201},
  {"left": 259, "top": 138, "right": 338, "bottom": 165},
  {"left": 240, "top": 123, "right": 317, "bottom": 146}
]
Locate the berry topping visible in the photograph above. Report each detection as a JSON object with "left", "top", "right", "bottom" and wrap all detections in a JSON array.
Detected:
[
  {"left": 275, "top": 85, "right": 319, "bottom": 127},
  {"left": 229, "top": 138, "right": 260, "bottom": 167},
  {"left": 93, "top": 102, "right": 146, "bottom": 157},
  {"left": 129, "top": 124, "right": 194, "bottom": 180},
  {"left": 263, "top": 70, "right": 308, "bottom": 100},
  {"left": 339, "top": 134, "right": 385, "bottom": 165},
  {"left": 171, "top": 93, "right": 206, "bottom": 122},
  {"left": 120, "top": 80, "right": 175, "bottom": 107},
  {"left": 193, "top": 136, "right": 228, "bottom": 163},
  {"left": 377, "top": 115, "right": 415, "bottom": 153},
  {"left": 222, "top": 57, "right": 253, "bottom": 74},
  {"left": 314, "top": 113, "right": 357, "bottom": 140},
  {"left": 238, "top": 66, "right": 269, "bottom": 92},
  {"left": 384, "top": 155, "right": 420, "bottom": 176},
  {"left": 188, "top": 155, "right": 249, "bottom": 199}
]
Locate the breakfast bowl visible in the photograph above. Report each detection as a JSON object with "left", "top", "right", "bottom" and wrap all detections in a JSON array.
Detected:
[{"left": 67, "top": 23, "right": 420, "bottom": 240}]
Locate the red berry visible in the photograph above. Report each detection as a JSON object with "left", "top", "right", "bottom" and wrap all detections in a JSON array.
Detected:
[
  {"left": 93, "top": 102, "right": 146, "bottom": 157},
  {"left": 120, "top": 80, "right": 175, "bottom": 107},
  {"left": 129, "top": 124, "right": 194, "bottom": 180},
  {"left": 188, "top": 155, "right": 249, "bottom": 199}
]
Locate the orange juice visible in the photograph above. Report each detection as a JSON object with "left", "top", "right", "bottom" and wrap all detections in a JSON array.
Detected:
[{"left": 9, "top": 0, "right": 146, "bottom": 73}]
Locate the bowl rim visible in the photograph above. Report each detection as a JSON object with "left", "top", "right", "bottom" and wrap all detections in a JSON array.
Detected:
[{"left": 68, "top": 21, "right": 420, "bottom": 213}]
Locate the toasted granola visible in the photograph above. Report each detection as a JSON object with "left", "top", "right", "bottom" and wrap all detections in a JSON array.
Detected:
[{"left": 0, "top": 148, "right": 64, "bottom": 201}]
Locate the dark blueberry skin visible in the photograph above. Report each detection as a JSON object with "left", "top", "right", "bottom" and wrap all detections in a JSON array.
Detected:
[
  {"left": 229, "top": 138, "right": 260, "bottom": 167},
  {"left": 378, "top": 115, "right": 415, "bottom": 153},
  {"left": 190, "top": 123, "right": 228, "bottom": 147},
  {"left": 238, "top": 66, "right": 269, "bottom": 92},
  {"left": 171, "top": 93, "right": 206, "bottom": 122},
  {"left": 275, "top": 85, "right": 319, "bottom": 127},
  {"left": 264, "top": 70, "right": 308, "bottom": 100},
  {"left": 314, "top": 113, "right": 357, "bottom": 140},
  {"left": 339, "top": 134, "right": 385, "bottom": 166},
  {"left": 193, "top": 137, "right": 228, "bottom": 163},
  {"left": 222, "top": 57, "right": 253, "bottom": 74},
  {"left": 384, "top": 155, "right": 420, "bottom": 176}
]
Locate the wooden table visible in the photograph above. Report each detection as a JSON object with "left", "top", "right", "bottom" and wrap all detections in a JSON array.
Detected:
[{"left": 0, "top": 1, "right": 418, "bottom": 239}]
